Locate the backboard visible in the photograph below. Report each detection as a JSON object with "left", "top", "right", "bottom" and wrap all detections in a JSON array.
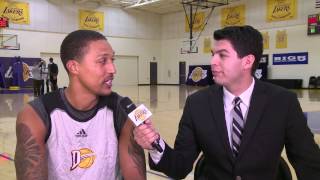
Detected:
[
  {"left": 0, "top": 34, "right": 20, "bottom": 50},
  {"left": 181, "top": 39, "right": 198, "bottom": 54}
]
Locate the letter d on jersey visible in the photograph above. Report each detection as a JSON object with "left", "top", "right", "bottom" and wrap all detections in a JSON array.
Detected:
[{"left": 70, "top": 148, "right": 96, "bottom": 170}]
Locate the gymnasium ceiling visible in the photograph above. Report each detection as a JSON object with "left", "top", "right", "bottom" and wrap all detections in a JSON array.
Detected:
[{"left": 48, "top": 0, "right": 236, "bottom": 14}]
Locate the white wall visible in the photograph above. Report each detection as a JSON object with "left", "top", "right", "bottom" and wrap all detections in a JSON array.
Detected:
[
  {"left": 0, "top": 29, "right": 161, "bottom": 85},
  {"left": 159, "top": 0, "right": 320, "bottom": 87},
  {"left": 113, "top": 55, "right": 139, "bottom": 86},
  {"left": 263, "top": 25, "right": 320, "bottom": 87},
  {"left": 0, "top": 0, "right": 161, "bottom": 86},
  {"left": 7, "top": 0, "right": 161, "bottom": 39}
]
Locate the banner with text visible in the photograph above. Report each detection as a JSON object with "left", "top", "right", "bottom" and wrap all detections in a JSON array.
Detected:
[
  {"left": 266, "top": 0, "right": 297, "bottom": 22},
  {"left": 273, "top": 52, "right": 308, "bottom": 65},
  {"left": 185, "top": 12, "right": 205, "bottom": 32},
  {"left": 0, "top": 57, "right": 39, "bottom": 88},
  {"left": 79, "top": 9, "right": 104, "bottom": 31},
  {"left": 203, "top": 37, "right": 212, "bottom": 54},
  {"left": 276, "top": 30, "right": 287, "bottom": 49},
  {"left": 0, "top": 0, "right": 30, "bottom": 24},
  {"left": 221, "top": 4, "right": 245, "bottom": 27},
  {"left": 262, "top": 32, "right": 270, "bottom": 50}
]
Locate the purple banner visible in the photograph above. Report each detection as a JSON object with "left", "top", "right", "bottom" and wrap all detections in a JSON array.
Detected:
[
  {"left": 0, "top": 56, "right": 40, "bottom": 88},
  {"left": 186, "top": 65, "right": 214, "bottom": 86},
  {"left": 272, "top": 52, "right": 308, "bottom": 65}
]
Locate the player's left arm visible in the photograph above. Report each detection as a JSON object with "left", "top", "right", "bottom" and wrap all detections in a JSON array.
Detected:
[{"left": 119, "top": 120, "right": 146, "bottom": 180}]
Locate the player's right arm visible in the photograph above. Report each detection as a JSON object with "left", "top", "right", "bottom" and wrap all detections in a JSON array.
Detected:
[{"left": 14, "top": 104, "right": 48, "bottom": 180}]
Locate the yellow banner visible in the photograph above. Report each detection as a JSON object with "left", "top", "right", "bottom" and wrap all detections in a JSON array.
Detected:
[
  {"left": 221, "top": 5, "right": 245, "bottom": 27},
  {"left": 262, "top": 32, "right": 269, "bottom": 50},
  {"left": 203, "top": 37, "right": 211, "bottom": 54},
  {"left": 0, "top": 0, "right": 30, "bottom": 24},
  {"left": 185, "top": 12, "right": 205, "bottom": 32},
  {"left": 276, "top": 30, "right": 287, "bottom": 49},
  {"left": 79, "top": 9, "right": 104, "bottom": 31},
  {"left": 266, "top": 0, "right": 297, "bottom": 22}
]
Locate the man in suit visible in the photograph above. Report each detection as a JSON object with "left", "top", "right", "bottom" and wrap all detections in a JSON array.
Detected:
[
  {"left": 133, "top": 25, "right": 320, "bottom": 180},
  {"left": 48, "top": 57, "right": 59, "bottom": 91}
]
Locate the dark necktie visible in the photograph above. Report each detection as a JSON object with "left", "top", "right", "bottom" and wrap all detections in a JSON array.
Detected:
[{"left": 231, "top": 97, "right": 244, "bottom": 157}]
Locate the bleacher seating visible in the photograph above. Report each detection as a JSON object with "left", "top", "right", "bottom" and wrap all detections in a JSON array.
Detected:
[
  {"left": 316, "top": 76, "right": 320, "bottom": 88},
  {"left": 266, "top": 79, "right": 302, "bottom": 89}
]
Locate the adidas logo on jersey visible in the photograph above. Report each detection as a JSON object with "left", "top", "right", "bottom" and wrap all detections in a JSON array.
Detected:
[{"left": 75, "top": 129, "right": 87, "bottom": 138}]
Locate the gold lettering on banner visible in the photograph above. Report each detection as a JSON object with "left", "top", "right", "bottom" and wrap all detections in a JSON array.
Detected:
[
  {"left": 3, "top": 7, "right": 23, "bottom": 16},
  {"left": 1, "top": 1, "right": 30, "bottom": 24},
  {"left": 227, "top": 10, "right": 240, "bottom": 20},
  {"left": 79, "top": 9, "right": 104, "bottom": 31},
  {"left": 226, "top": 9, "right": 241, "bottom": 25},
  {"left": 3, "top": 6, "right": 25, "bottom": 21},
  {"left": 194, "top": 16, "right": 201, "bottom": 26},
  {"left": 84, "top": 15, "right": 99, "bottom": 28},
  {"left": 185, "top": 12, "right": 205, "bottom": 32},
  {"left": 193, "top": 14, "right": 204, "bottom": 29},
  {"left": 272, "top": 3, "right": 291, "bottom": 18},
  {"left": 221, "top": 5, "right": 245, "bottom": 27},
  {"left": 273, "top": 4, "right": 290, "bottom": 13},
  {"left": 267, "top": 0, "right": 296, "bottom": 22}
]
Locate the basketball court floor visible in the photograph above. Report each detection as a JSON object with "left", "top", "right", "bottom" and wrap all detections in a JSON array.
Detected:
[{"left": 0, "top": 85, "right": 319, "bottom": 179}]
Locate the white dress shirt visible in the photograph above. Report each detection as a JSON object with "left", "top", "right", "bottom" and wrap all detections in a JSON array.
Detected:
[{"left": 223, "top": 79, "right": 255, "bottom": 148}]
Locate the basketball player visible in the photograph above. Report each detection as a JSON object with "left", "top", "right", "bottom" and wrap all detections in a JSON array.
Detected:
[{"left": 14, "top": 30, "right": 146, "bottom": 180}]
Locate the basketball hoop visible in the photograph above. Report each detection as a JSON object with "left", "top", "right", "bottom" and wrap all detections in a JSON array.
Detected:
[
  {"left": 181, "top": 39, "right": 198, "bottom": 54},
  {"left": 0, "top": 34, "right": 20, "bottom": 50},
  {"left": 181, "top": 1, "right": 228, "bottom": 55},
  {"left": 0, "top": 17, "right": 20, "bottom": 50}
]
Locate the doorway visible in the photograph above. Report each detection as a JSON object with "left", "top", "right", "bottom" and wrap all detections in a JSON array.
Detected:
[
  {"left": 179, "top": 61, "right": 186, "bottom": 84},
  {"left": 150, "top": 62, "right": 157, "bottom": 85}
]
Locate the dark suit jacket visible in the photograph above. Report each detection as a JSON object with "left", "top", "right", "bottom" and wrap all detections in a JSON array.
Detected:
[{"left": 150, "top": 80, "right": 320, "bottom": 180}]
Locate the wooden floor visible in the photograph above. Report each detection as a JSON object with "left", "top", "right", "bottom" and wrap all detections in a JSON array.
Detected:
[{"left": 0, "top": 85, "right": 319, "bottom": 179}]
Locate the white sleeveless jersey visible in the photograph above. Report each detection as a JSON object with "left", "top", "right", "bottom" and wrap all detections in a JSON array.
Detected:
[
  {"left": 29, "top": 89, "right": 127, "bottom": 180},
  {"left": 47, "top": 107, "right": 118, "bottom": 180}
]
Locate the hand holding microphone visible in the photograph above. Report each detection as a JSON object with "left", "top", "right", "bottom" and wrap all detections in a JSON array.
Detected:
[{"left": 120, "top": 97, "right": 163, "bottom": 153}]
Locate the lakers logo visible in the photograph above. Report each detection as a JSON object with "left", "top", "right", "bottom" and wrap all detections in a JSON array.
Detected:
[
  {"left": 70, "top": 148, "right": 96, "bottom": 171},
  {"left": 134, "top": 108, "right": 147, "bottom": 121},
  {"left": 189, "top": 67, "right": 207, "bottom": 82},
  {"left": 225, "top": 9, "right": 241, "bottom": 25},
  {"left": 84, "top": 15, "right": 99, "bottom": 28}
]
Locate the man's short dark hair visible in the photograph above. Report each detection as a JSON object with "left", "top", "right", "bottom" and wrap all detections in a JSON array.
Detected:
[
  {"left": 213, "top": 25, "right": 263, "bottom": 75},
  {"left": 60, "top": 30, "right": 107, "bottom": 72}
]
